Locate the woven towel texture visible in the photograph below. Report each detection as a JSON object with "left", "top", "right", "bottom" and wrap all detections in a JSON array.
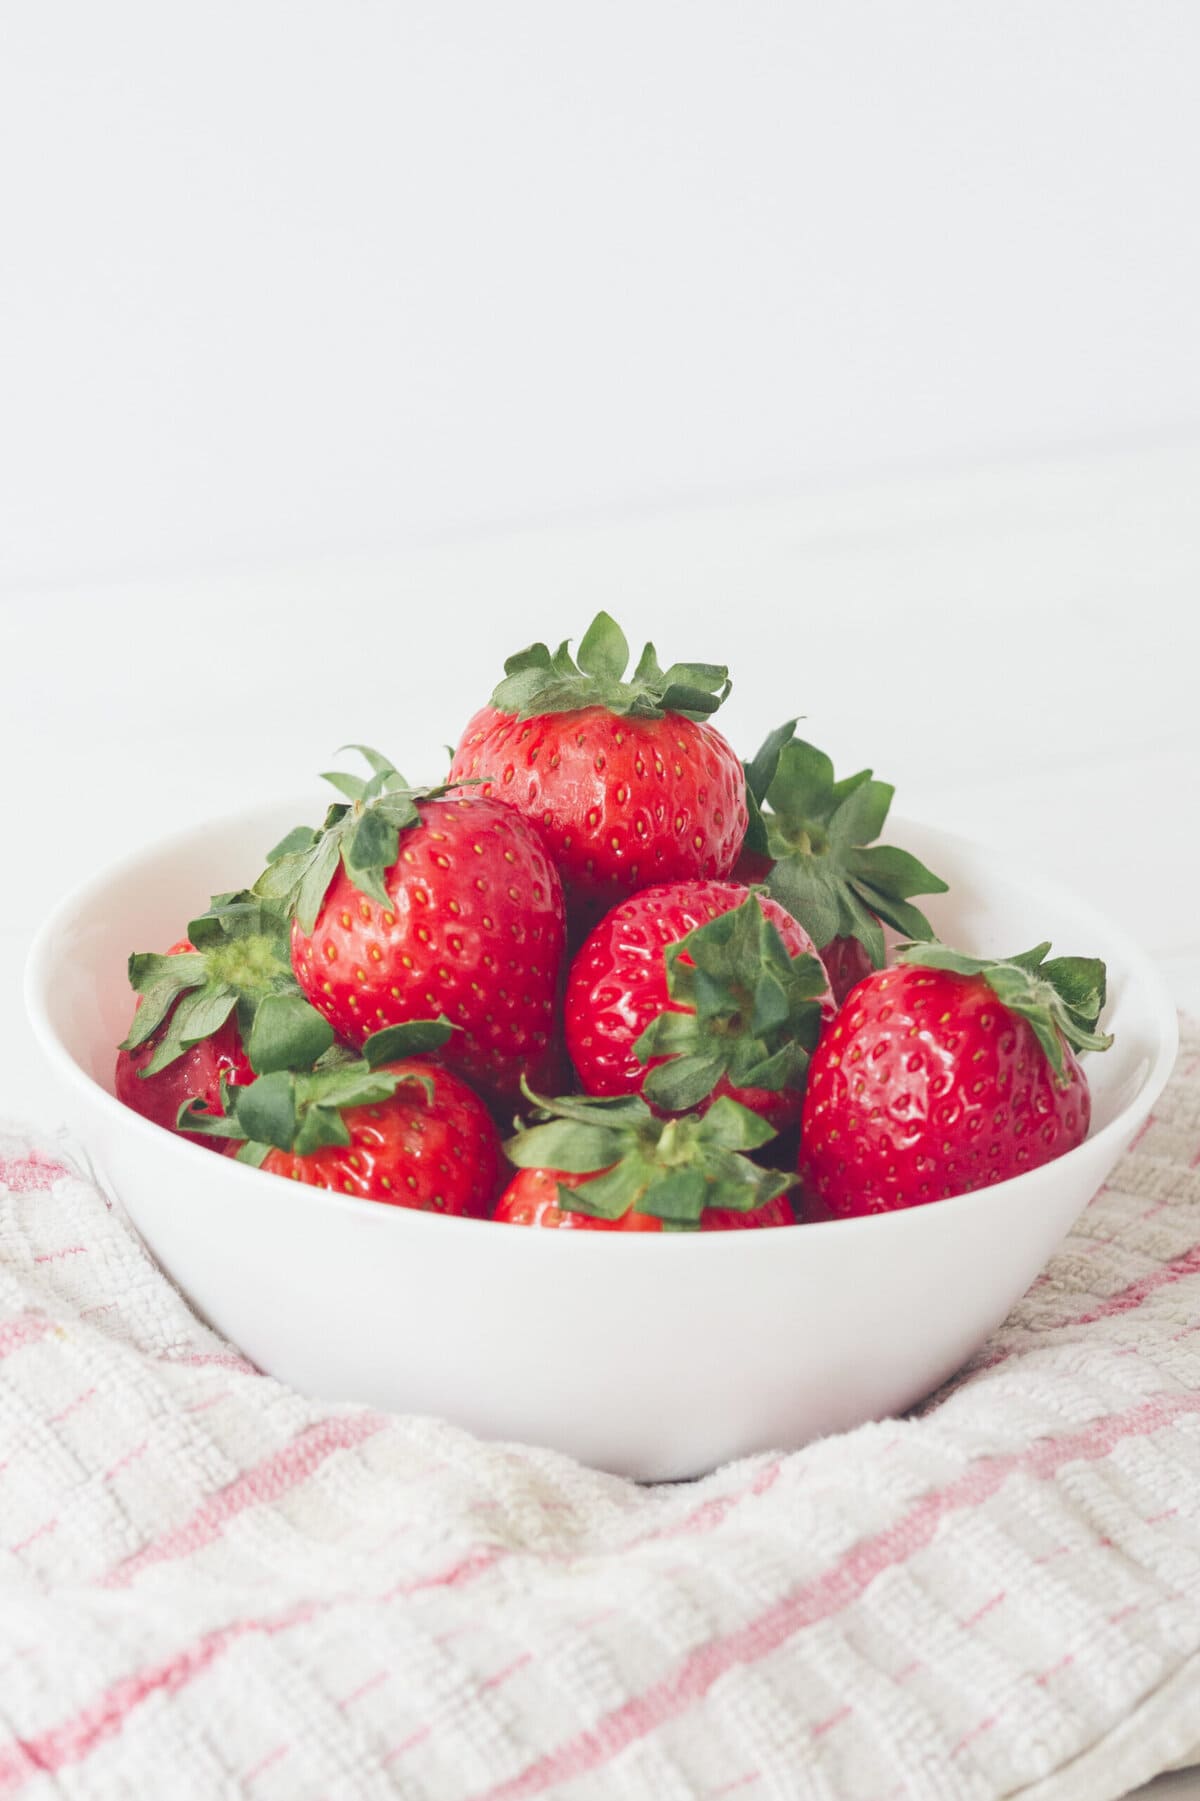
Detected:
[{"left": 1, "top": 1026, "right": 1199, "bottom": 1801}]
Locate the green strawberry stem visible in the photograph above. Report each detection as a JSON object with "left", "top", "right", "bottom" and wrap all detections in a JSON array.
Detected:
[
  {"left": 179, "top": 1017, "right": 457, "bottom": 1162},
  {"left": 505, "top": 1085, "right": 795, "bottom": 1229},
  {"left": 744, "top": 726, "right": 948, "bottom": 966},
  {"left": 253, "top": 747, "right": 454, "bottom": 933},
  {"left": 634, "top": 894, "right": 828, "bottom": 1112},
  {"left": 489, "top": 611, "right": 732, "bottom": 722},
  {"left": 120, "top": 891, "right": 330, "bottom": 1077},
  {"left": 894, "top": 940, "right": 1113, "bottom": 1082}
]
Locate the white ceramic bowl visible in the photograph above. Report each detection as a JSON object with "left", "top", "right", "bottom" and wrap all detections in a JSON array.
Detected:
[{"left": 25, "top": 804, "right": 1177, "bottom": 1481}]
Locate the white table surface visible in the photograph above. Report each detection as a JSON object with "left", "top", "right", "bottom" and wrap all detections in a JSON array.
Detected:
[{"left": 2, "top": 442, "right": 1199, "bottom": 1796}]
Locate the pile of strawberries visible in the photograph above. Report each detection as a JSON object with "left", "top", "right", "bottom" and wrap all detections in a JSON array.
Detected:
[{"left": 117, "top": 614, "right": 1113, "bottom": 1229}]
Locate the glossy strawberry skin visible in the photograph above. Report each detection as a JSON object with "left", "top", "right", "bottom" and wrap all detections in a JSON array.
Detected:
[
  {"left": 115, "top": 940, "right": 253, "bottom": 1154},
  {"left": 799, "top": 964, "right": 1091, "bottom": 1217},
  {"left": 261, "top": 1060, "right": 501, "bottom": 1214},
  {"left": 493, "top": 1166, "right": 793, "bottom": 1231},
  {"left": 564, "top": 879, "right": 834, "bottom": 1131},
  {"left": 448, "top": 704, "right": 748, "bottom": 917},
  {"left": 290, "top": 796, "right": 566, "bottom": 1104}
]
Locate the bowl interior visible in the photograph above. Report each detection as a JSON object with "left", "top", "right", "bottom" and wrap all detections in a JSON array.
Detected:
[{"left": 30, "top": 803, "right": 1172, "bottom": 1155}]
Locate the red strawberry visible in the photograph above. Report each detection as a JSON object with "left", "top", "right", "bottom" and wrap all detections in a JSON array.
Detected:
[
  {"left": 729, "top": 846, "right": 773, "bottom": 885},
  {"left": 737, "top": 724, "right": 948, "bottom": 1004},
  {"left": 448, "top": 612, "right": 748, "bottom": 922},
  {"left": 116, "top": 893, "right": 328, "bottom": 1150},
  {"left": 497, "top": 1090, "right": 796, "bottom": 1231},
  {"left": 495, "top": 1168, "right": 660, "bottom": 1231},
  {"left": 799, "top": 942, "right": 1113, "bottom": 1217},
  {"left": 565, "top": 881, "right": 833, "bottom": 1132},
  {"left": 183, "top": 1023, "right": 502, "bottom": 1214},
  {"left": 255, "top": 751, "right": 567, "bottom": 1104},
  {"left": 818, "top": 935, "right": 874, "bottom": 1008},
  {"left": 117, "top": 996, "right": 251, "bottom": 1153},
  {"left": 495, "top": 1167, "right": 793, "bottom": 1231}
]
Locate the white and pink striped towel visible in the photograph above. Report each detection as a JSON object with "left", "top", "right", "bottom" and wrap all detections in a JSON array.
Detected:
[{"left": 1, "top": 1024, "right": 1199, "bottom": 1800}]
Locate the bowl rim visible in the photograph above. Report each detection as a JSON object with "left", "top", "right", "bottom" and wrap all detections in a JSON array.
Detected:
[{"left": 24, "top": 802, "right": 1180, "bottom": 1253}]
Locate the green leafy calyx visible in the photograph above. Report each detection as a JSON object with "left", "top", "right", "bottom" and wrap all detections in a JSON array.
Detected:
[
  {"left": 489, "top": 611, "right": 731, "bottom": 722},
  {"left": 253, "top": 746, "right": 450, "bottom": 933},
  {"left": 121, "top": 892, "right": 330, "bottom": 1078},
  {"left": 745, "top": 726, "right": 948, "bottom": 965},
  {"left": 504, "top": 1087, "right": 795, "bottom": 1229},
  {"left": 178, "top": 1017, "right": 456, "bottom": 1159},
  {"left": 894, "top": 940, "right": 1113, "bottom": 1082},
  {"left": 634, "top": 895, "right": 828, "bottom": 1112}
]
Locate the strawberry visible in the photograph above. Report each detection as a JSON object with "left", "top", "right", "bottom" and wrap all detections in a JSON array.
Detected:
[
  {"left": 448, "top": 612, "right": 748, "bottom": 923},
  {"left": 116, "top": 1000, "right": 251, "bottom": 1154},
  {"left": 116, "top": 892, "right": 329, "bottom": 1151},
  {"left": 799, "top": 941, "right": 1113, "bottom": 1217},
  {"left": 494, "top": 1167, "right": 794, "bottom": 1231},
  {"left": 183, "top": 1021, "right": 501, "bottom": 1214},
  {"left": 564, "top": 881, "right": 833, "bottom": 1132},
  {"left": 496, "top": 1090, "right": 796, "bottom": 1230},
  {"left": 815, "top": 934, "right": 874, "bottom": 1007},
  {"left": 255, "top": 749, "right": 567, "bottom": 1104},
  {"left": 737, "top": 724, "right": 948, "bottom": 1004}
]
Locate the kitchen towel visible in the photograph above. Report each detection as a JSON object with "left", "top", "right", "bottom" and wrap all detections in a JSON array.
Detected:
[{"left": 1, "top": 1024, "right": 1198, "bottom": 1801}]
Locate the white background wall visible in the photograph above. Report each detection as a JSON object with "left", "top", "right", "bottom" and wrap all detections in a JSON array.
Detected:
[{"left": 3, "top": 1, "right": 1199, "bottom": 596}]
